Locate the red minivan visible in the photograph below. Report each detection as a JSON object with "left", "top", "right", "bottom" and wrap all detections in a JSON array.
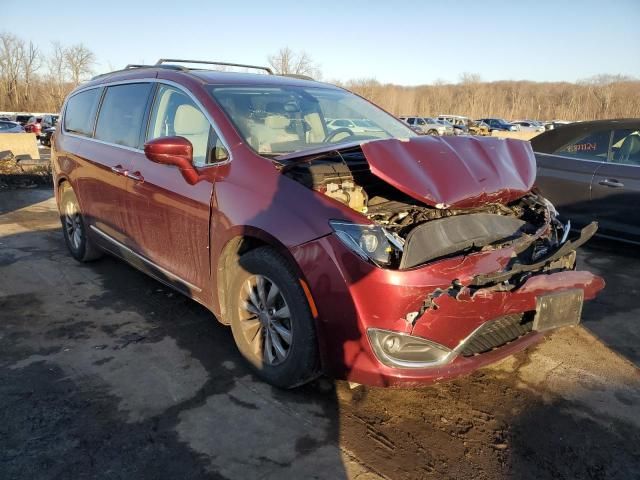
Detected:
[{"left": 52, "top": 60, "right": 604, "bottom": 388}]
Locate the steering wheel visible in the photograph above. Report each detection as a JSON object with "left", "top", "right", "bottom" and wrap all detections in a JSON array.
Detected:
[{"left": 323, "top": 127, "right": 355, "bottom": 143}]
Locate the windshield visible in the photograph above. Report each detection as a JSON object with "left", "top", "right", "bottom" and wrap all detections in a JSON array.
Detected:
[{"left": 209, "top": 85, "right": 415, "bottom": 155}]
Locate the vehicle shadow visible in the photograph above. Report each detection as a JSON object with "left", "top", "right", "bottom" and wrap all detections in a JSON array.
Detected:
[{"left": 0, "top": 186, "right": 54, "bottom": 215}]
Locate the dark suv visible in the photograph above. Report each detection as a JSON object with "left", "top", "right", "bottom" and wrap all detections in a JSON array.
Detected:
[{"left": 52, "top": 59, "right": 604, "bottom": 388}]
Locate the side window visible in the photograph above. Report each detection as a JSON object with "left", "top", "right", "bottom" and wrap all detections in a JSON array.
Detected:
[
  {"left": 417, "top": 118, "right": 426, "bottom": 125},
  {"left": 94, "top": 83, "right": 152, "bottom": 148},
  {"left": 555, "top": 130, "right": 611, "bottom": 161},
  {"left": 610, "top": 129, "right": 640, "bottom": 165},
  {"left": 64, "top": 88, "right": 101, "bottom": 136},
  {"left": 407, "top": 118, "right": 415, "bottom": 125},
  {"left": 147, "top": 85, "right": 228, "bottom": 165}
]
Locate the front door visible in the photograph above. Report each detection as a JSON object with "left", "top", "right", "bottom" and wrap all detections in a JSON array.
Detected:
[
  {"left": 124, "top": 84, "right": 229, "bottom": 295},
  {"left": 535, "top": 129, "right": 611, "bottom": 225},
  {"left": 591, "top": 128, "right": 640, "bottom": 241}
]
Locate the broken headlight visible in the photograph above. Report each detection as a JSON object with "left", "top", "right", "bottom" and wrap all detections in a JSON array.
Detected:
[
  {"left": 367, "top": 328, "right": 453, "bottom": 368},
  {"left": 329, "top": 220, "right": 403, "bottom": 268}
]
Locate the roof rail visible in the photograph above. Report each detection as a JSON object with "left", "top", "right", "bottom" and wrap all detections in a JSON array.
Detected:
[
  {"left": 155, "top": 58, "right": 273, "bottom": 75},
  {"left": 125, "top": 63, "right": 188, "bottom": 71},
  {"left": 91, "top": 63, "right": 187, "bottom": 80},
  {"left": 279, "top": 73, "right": 314, "bottom": 81}
]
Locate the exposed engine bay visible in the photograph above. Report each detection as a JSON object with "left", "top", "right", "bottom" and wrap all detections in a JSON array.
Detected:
[{"left": 279, "top": 138, "right": 591, "bottom": 273}]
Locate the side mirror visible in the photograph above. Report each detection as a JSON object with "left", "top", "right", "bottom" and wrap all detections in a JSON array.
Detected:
[{"left": 144, "top": 136, "right": 199, "bottom": 184}]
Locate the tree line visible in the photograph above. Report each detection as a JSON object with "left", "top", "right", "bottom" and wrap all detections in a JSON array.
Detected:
[
  {"left": 2, "top": 37, "right": 639, "bottom": 122},
  {"left": 0, "top": 32, "right": 94, "bottom": 112},
  {"left": 337, "top": 75, "right": 640, "bottom": 121}
]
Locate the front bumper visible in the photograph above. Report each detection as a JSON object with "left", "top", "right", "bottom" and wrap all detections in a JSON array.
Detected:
[{"left": 291, "top": 231, "right": 604, "bottom": 387}]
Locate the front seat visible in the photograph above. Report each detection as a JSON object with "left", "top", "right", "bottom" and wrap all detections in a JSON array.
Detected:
[
  {"left": 615, "top": 133, "right": 640, "bottom": 165},
  {"left": 174, "top": 104, "right": 210, "bottom": 164}
]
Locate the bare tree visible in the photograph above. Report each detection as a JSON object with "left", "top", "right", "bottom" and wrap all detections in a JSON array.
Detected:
[
  {"left": 268, "top": 47, "right": 319, "bottom": 78},
  {"left": 21, "top": 41, "right": 42, "bottom": 108},
  {"left": 47, "top": 41, "right": 67, "bottom": 108},
  {"left": 0, "top": 33, "right": 25, "bottom": 110},
  {"left": 64, "top": 43, "right": 95, "bottom": 86}
]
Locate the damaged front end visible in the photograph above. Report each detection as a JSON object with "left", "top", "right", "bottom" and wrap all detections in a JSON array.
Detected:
[
  {"left": 281, "top": 136, "right": 604, "bottom": 384},
  {"left": 281, "top": 135, "right": 575, "bottom": 272}
]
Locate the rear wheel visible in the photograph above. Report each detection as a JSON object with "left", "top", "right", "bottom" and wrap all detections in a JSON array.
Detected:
[
  {"left": 427, "top": 129, "right": 439, "bottom": 135},
  {"left": 59, "top": 183, "right": 102, "bottom": 262},
  {"left": 229, "top": 247, "right": 319, "bottom": 388}
]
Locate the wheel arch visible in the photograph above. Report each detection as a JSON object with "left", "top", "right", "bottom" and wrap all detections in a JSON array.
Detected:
[{"left": 214, "top": 228, "right": 315, "bottom": 326}]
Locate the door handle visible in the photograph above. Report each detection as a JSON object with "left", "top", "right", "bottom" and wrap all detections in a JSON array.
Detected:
[
  {"left": 598, "top": 178, "right": 624, "bottom": 188},
  {"left": 111, "top": 165, "right": 128, "bottom": 175},
  {"left": 125, "top": 171, "right": 144, "bottom": 182}
]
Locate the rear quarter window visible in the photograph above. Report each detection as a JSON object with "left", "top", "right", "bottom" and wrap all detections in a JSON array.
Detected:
[{"left": 64, "top": 88, "right": 102, "bottom": 137}]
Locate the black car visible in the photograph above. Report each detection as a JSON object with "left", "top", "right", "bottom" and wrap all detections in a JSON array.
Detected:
[
  {"left": 40, "top": 126, "right": 56, "bottom": 147},
  {"left": 532, "top": 119, "right": 640, "bottom": 243},
  {"left": 477, "top": 118, "right": 518, "bottom": 132},
  {"left": 14, "top": 114, "right": 33, "bottom": 126}
]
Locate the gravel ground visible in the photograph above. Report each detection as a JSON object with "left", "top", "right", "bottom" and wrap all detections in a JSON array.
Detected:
[{"left": 1, "top": 188, "right": 638, "bottom": 480}]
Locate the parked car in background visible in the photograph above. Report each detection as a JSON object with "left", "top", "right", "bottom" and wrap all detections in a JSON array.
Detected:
[
  {"left": 13, "top": 114, "right": 33, "bottom": 126},
  {"left": 435, "top": 119, "right": 456, "bottom": 134},
  {"left": 512, "top": 120, "right": 545, "bottom": 133},
  {"left": 476, "top": 118, "right": 518, "bottom": 132},
  {"left": 41, "top": 114, "right": 59, "bottom": 129},
  {"left": 437, "top": 115, "right": 469, "bottom": 135},
  {"left": 24, "top": 116, "right": 43, "bottom": 137},
  {"left": 0, "top": 120, "right": 25, "bottom": 133},
  {"left": 51, "top": 58, "right": 603, "bottom": 389},
  {"left": 532, "top": 119, "right": 640, "bottom": 243},
  {"left": 327, "top": 118, "right": 384, "bottom": 135},
  {"left": 399, "top": 116, "right": 449, "bottom": 135},
  {"left": 437, "top": 115, "right": 489, "bottom": 136},
  {"left": 40, "top": 126, "right": 56, "bottom": 146}
]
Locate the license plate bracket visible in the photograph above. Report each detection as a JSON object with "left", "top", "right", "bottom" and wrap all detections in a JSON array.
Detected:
[{"left": 533, "top": 289, "right": 584, "bottom": 332}]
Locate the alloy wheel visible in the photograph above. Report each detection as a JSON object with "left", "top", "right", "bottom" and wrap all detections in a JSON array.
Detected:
[
  {"left": 238, "top": 275, "right": 293, "bottom": 366},
  {"left": 64, "top": 201, "right": 83, "bottom": 251}
]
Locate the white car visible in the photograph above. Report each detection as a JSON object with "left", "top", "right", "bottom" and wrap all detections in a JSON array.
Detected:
[
  {"left": 327, "top": 118, "right": 384, "bottom": 134},
  {"left": 512, "top": 120, "right": 545, "bottom": 133},
  {"left": 399, "top": 116, "right": 449, "bottom": 135}
]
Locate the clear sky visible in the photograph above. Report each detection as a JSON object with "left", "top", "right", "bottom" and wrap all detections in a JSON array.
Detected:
[{"left": 2, "top": 0, "right": 639, "bottom": 85}]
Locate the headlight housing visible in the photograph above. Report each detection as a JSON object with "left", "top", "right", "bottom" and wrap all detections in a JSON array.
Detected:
[
  {"left": 368, "top": 328, "right": 453, "bottom": 368},
  {"left": 329, "top": 220, "right": 403, "bottom": 268}
]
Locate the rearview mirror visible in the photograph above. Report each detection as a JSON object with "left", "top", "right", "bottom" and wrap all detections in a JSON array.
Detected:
[{"left": 144, "top": 136, "right": 199, "bottom": 184}]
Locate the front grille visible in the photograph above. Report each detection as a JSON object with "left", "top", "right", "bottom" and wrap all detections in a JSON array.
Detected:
[{"left": 459, "top": 313, "right": 534, "bottom": 356}]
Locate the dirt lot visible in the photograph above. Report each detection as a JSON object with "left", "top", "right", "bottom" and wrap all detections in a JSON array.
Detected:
[{"left": 1, "top": 187, "right": 639, "bottom": 480}]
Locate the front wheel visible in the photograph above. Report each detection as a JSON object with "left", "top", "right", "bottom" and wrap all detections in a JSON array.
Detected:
[
  {"left": 229, "top": 247, "right": 319, "bottom": 388},
  {"left": 59, "top": 183, "right": 102, "bottom": 262}
]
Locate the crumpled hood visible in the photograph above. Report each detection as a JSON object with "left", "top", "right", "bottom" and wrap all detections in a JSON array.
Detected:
[{"left": 360, "top": 135, "right": 536, "bottom": 208}]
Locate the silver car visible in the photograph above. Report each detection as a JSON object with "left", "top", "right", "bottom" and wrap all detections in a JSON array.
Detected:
[
  {"left": 0, "top": 120, "right": 25, "bottom": 133},
  {"left": 399, "top": 116, "right": 449, "bottom": 135}
]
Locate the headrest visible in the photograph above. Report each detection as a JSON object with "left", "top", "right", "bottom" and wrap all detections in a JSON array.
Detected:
[
  {"left": 624, "top": 133, "right": 640, "bottom": 155},
  {"left": 264, "top": 115, "right": 290, "bottom": 129},
  {"left": 174, "top": 104, "right": 209, "bottom": 135}
]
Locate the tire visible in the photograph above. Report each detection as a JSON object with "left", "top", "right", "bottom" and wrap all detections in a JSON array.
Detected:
[
  {"left": 59, "top": 183, "right": 103, "bottom": 262},
  {"left": 427, "top": 129, "right": 438, "bottom": 136},
  {"left": 229, "top": 247, "right": 319, "bottom": 388}
]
